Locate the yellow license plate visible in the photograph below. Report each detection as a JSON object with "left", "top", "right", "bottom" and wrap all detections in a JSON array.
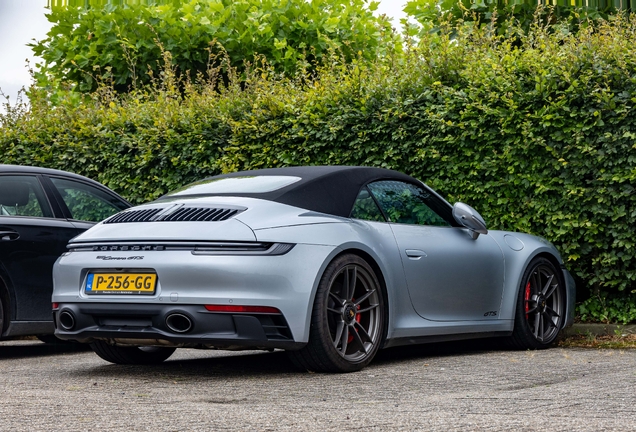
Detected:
[{"left": 85, "top": 273, "right": 157, "bottom": 295}]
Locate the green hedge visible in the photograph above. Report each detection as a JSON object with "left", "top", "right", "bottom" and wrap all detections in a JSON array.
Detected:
[
  {"left": 2, "top": 16, "right": 636, "bottom": 320},
  {"left": 1, "top": 83, "right": 234, "bottom": 201}
]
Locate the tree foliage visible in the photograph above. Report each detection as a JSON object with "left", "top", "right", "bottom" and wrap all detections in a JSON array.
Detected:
[
  {"left": 403, "top": 0, "right": 636, "bottom": 38},
  {"left": 31, "top": 0, "right": 397, "bottom": 93}
]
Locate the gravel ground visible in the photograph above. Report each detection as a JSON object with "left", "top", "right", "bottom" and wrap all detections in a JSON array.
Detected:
[{"left": 0, "top": 339, "right": 634, "bottom": 431}]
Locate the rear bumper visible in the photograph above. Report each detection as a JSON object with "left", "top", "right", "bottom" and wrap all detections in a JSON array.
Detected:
[
  {"left": 54, "top": 303, "right": 304, "bottom": 350},
  {"left": 53, "top": 244, "right": 338, "bottom": 343}
]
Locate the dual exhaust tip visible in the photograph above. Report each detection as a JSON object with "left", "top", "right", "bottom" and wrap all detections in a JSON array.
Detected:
[
  {"left": 58, "top": 310, "right": 193, "bottom": 334},
  {"left": 165, "top": 313, "right": 193, "bottom": 333},
  {"left": 59, "top": 311, "right": 75, "bottom": 331}
]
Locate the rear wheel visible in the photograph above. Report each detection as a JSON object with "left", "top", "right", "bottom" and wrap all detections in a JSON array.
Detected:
[
  {"left": 287, "top": 254, "right": 385, "bottom": 373},
  {"left": 508, "top": 257, "right": 565, "bottom": 349},
  {"left": 90, "top": 340, "right": 176, "bottom": 365}
]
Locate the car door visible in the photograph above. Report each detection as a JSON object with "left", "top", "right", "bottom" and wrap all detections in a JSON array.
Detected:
[
  {"left": 0, "top": 174, "right": 79, "bottom": 322},
  {"left": 367, "top": 180, "right": 505, "bottom": 321}
]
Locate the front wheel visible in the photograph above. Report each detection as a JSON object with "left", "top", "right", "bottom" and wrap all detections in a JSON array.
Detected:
[
  {"left": 508, "top": 257, "right": 565, "bottom": 349},
  {"left": 90, "top": 340, "right": 176, "bottom": 365},
  {"left": 287, "top": 254, "right": 385, "bottom": 373}
]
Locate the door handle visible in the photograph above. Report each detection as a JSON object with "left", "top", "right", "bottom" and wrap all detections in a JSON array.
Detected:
[
  {"left": 0, "top": 230, "right": 20, "bottom": 241},
  {"left": 405, "top": 249, "right": 427, "bottom": 259}
]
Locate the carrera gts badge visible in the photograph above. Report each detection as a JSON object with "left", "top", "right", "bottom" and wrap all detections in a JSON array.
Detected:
[{"left": 96, "top": 256, "right": 144, "bottom": 260}]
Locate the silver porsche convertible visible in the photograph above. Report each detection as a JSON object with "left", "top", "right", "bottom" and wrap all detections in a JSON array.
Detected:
[{"left": 52, "top": 166, "right": 575, "bottom": 372}]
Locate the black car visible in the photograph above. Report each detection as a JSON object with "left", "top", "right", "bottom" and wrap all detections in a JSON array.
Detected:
[{"left": 0, "top": 165, "right": 130, "bottom": 342}]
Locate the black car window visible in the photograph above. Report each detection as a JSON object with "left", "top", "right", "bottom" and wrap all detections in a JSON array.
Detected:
[
  {"left": 350, "top": 187, "right": 386, "bottom": 222},
  {"left": 50, "top": 177, "right": 127, "bottom": 222},
  {"left": 367, "top": 180, "right": 449, "bottom": 227},
  {"left": 0, "top": 175, "right": 52, "bottom": 218}
]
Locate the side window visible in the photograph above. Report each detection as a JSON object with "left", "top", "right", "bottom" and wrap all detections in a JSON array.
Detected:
[
  {"left": 367, "top": 180, "right": 449, "bottom": 227},
  {"left": 350, "top": 187, "right": 386, "bottom": 222},
  {"left": 50, "top": 177, "right": 127, "bottom": 222},
  {"left": 0, "top": 175, "right": 52, "bottom": 218}
]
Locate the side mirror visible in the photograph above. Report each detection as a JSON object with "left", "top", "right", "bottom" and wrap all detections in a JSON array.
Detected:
[{"left": 452, "top": 202, "right": 488, "bottom": 239}]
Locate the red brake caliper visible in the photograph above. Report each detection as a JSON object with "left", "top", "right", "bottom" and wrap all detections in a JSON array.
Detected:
[
  {"left": 347, "top": 301, "right": 362, "bottom": 343},
  {"left": 524, "top": 281, "right": 531, "bottom": 319}
]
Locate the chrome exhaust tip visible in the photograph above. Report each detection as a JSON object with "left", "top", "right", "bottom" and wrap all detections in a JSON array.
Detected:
[
  {"left": 59, "top": 311, "right": 76, "bottom": 331},
  {"left": 165, "top": 313, "right": 193, "bottom": 333}
]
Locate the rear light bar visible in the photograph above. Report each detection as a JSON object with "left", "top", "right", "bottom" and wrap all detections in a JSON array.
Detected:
[
  {"left": 204, "top": 305, "right": 281, "bottom": 314},
  {"left": 68, "top": 241, "right": 295, "bottom": 256}
]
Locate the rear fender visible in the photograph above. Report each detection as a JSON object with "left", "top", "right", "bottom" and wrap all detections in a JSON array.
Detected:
[{"left": 255, "top": 220, "right": 407, "bottom": 343}]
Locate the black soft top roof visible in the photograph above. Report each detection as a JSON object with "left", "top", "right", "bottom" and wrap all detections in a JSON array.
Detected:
[{"left": 161, "top": 166, "right": 440, "bottom": 218}]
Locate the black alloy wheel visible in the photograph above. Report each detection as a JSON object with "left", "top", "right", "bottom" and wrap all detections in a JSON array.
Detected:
[
  {"left": 508, "top": 257, "right": 565, "bottom": 349},
  {"left": 287, "top": 254, "right": 385, "bottom": 373}
]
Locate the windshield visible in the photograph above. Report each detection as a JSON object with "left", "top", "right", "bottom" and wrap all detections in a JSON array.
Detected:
[{"left": 165, "top": 176, "right": 302, "bottom": 197}]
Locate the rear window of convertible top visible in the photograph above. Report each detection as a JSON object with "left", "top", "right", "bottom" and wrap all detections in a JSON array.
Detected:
[{"left": 165, "top": 176, "right": 302, "bottom": 197}]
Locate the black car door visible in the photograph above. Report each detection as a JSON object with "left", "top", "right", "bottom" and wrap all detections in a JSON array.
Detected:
[
  {"left": 0, "top": 174, "right": 79, "bottom": 322},
  {"left": 0, "top": 173, "right": 129, "bottom": 324}
]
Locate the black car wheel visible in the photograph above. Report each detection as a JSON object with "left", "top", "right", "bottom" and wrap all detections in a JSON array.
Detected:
[
  {"left": 508, "top": 257, "right": 565, "bottom": 349},
  {"left": 288, "top": 254, "right": 385, "bottom": 373},
  {"left": 90, "top": 340, "right": 176, "bottom": 365}
]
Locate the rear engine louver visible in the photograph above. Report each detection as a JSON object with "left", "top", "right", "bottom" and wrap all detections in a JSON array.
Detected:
[
  {"left": 160, "top": 207, "right": 240, "bottom": 222},
  {"left": 104, "top": 207, "right": 242, "bottom": 224},
  {"left": 104, "top": 208, "right": 165, "bottom": 224}
]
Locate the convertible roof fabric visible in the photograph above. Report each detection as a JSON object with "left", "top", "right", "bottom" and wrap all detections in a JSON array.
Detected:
[{"left": 167, "top": 166, "right": 421, "bottom": 218}]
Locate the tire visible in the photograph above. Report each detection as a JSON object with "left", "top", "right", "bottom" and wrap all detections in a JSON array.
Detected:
[
  {"left": 508, "top": 257, "right": 566, "bottom": 350},
  {"left": 90, "top": 340, "right": 176, "bottom": 365},
  {"left": 287, "top": 254, "right": 385, "bottom": 373}
]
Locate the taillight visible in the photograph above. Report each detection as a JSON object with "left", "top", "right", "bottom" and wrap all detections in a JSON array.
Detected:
[
  {"left": 52, "top": 303, "right": 59, "bottom": 310},
  {"left": 204, "top": 305, "right": 281, "bottom": 314}
]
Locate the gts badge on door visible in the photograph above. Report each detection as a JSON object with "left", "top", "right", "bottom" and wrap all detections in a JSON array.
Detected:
[{"left": 484, "top": 311, "right": 498, "bottom": 317}]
